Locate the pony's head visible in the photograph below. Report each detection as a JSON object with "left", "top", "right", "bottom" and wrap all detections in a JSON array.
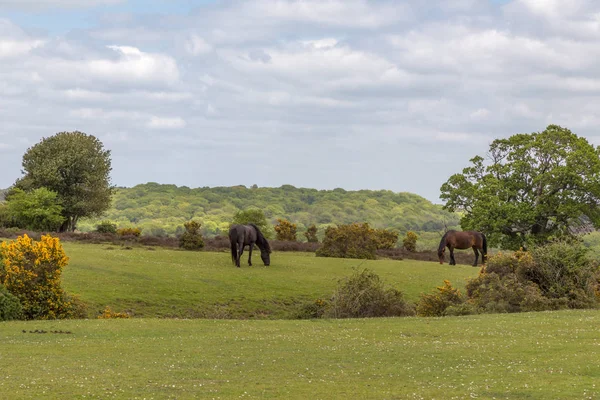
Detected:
[
  {"left": 437, "top": 248, "right": 445, "bottom": 264},
  {"left": 260, "top": 247, "right": 271, "bottom": 266},
  {"left": 250, "top": 223, "right": 272, "bottom": 266},
  {"left": 437, "top": 231, "right": 449, "bottom": 264}
]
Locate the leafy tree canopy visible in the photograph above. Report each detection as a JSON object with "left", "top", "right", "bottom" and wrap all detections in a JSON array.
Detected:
[
  {"left": 76, "top": 183, "right": 459, "bottom": 242},
  {"left": 4, "top": 188, "right": 64, "bottom": 231},
  {"left": 232, "top": 208, "right": 272, "bottom": 238},
  {"left": 440, "top": 125, "right": 600, "bottom": 249},
  {"left": 15, "top": 131, "right": 113, "bottom": 232}
]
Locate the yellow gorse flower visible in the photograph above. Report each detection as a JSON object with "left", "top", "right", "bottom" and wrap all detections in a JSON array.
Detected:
[{"left": 0, "top": 234, "right": 72, "bottom": 320}]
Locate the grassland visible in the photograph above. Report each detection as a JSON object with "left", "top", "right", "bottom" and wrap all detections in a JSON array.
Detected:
[
  {"left": 61, "top": 242, "right": 480, "bottom": 319},
  {"left": 2, "top": 311, "right": 599, "bottom": 399},
  {"left": 3, "top": 242, "right": 600, "bottom": 399}
]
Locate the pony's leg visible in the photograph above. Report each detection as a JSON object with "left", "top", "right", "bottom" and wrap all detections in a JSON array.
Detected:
[
  {"left": 237, "top": 243, "right": 244, "bottom": 267},
  {"left": 472, "top": 247, "right": 479, "bottom": 266},
  {"left": 248, "top": 243, "right": 253, "bottom": 266},
  {"left": 449, "top": 247, "right": 456, "bottom": 265}
]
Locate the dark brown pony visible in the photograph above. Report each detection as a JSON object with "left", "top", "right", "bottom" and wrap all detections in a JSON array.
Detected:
[
  {"left": 437, "top": 230, "right": 487, "bottom": 266},
  {"left": 229, "top": 223, "right": 271, "bottom": 267}
]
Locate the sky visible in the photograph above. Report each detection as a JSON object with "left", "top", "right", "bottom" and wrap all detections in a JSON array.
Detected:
[{"left": 1, "top": 0, "right": 600, "bottom": 203}]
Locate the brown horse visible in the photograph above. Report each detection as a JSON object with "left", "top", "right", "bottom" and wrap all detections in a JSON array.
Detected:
[{"left": 437, "top": 230, "right": 487, "bottom": 266}]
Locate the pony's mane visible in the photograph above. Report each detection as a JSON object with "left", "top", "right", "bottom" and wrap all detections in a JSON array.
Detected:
[
  {"left": 249, "top": 223, "right": 271, "bottom": 253},
  {"left": 437, "top": 230, "right": 455, "bottom": 255}
]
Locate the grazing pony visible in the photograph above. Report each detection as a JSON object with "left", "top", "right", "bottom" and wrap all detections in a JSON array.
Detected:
[
  {"left": 228, "top": 224, "right": 271, "bottom": 267},
  {"left": 437, "top": 230, "right": 487, "bottom": 266}
]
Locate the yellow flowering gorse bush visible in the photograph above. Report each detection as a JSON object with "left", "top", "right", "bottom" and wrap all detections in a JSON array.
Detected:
[{"left": 0, "top": 234, "right": 74, "bottom": 320}]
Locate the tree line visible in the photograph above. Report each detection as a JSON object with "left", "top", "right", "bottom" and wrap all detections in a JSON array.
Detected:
[{"left": 2, "top": 125, "right": 600, "bottom": 253}]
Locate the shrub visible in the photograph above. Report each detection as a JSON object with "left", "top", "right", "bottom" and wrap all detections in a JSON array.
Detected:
[
  {"left": 232, "top": 209, "right": 272, "bottom": 238},
  {"left": 374, "top": 229, "right": 399, "bottom": 249},
  {"left": 523, "top": 240, "right": 598, "bottom": 307},
  {"left": 325, "top": 268, "right": 415, "bottom": 318},
  {"left": 0, "top": 234, "right": 77, "bottom": 319},
  {"left": 98, "top": 306, "right": 130, "bottom": 319},
  {"left": 403, "top": 231, "right": 418, "bottom": 252},
  {"left": 416, "top": 280, "right": 465, "bottom": 317},
  {"left": 0, "top": 285, "right": 23, "bottom": 321},
  {"left": 116, "top": 227, "right": 141, "bottom": 237},
  {"left": 96, "top": 220, "right": 117, "bottom": 234},
  {"left": 316, "top": 223, "right": 379, "bottom": 259},
  {"left": 294, "top": 298, "right": 329, "bottom": 319},
  {"left": 179, "top": 220, "right": 205, "bottom": 251},
  {"left": 304, "top": 224, "right": 319, "bottom": 243},
  {"left": 464, "top": 240, "right": 599, "bottom": 313},
  {"left": 274, "top": 218, "right": 297, "bottom": 241}
]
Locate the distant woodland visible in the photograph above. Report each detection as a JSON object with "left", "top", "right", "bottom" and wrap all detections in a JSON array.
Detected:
[{"left": 77, "top": 183, "right": 460, "bottom": 245}]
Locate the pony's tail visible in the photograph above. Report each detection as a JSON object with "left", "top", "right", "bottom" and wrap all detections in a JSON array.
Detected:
[
  {"left": 229, "top": 229, "right": 238, "bottom": 265},
  {"left": 482, "top": 233, "right": 488, "bottom": 263}
]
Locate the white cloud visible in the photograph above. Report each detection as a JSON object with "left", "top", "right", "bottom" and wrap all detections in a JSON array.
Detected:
[
  {"left": 88, "top": 45, "right": 180, "bottom": 86},
  {"left": 185, "top": 35, "right": 212, "bottom": 56},
  {"left": 147, "top": 116, "right": 186, "bottom": 130},
  {"left": 244, "top": 0, "right": 409, "bottom": 28},
  {"left": 0, "top": 0, "right": 124, "bottom": 11},
  {"left": 3, "top": 1, "right": 600, "bottom": 202}
]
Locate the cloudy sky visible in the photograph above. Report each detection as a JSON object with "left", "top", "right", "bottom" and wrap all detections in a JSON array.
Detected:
[{"left": 1, "top": 0, "right": 600, "bottom": 203}]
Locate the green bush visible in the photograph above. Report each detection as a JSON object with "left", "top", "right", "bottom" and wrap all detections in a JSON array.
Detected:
[
  {"left": 374, "top": 229, "right": 398, "bottom": 250},
  {"left": 316, "top": 223, "right": 379, "bottom": 259},
  {"left": 0, "top": 285, "right": 23, "bottom": 321},
  {"left": 232, "top": 209, "right": 272, "bottom": 239},
  {"left": 179, "top": 220, "right": 204, "bottom": 251},
  {"left": 304, "top": 224, "right": 319, "bottom": 243},
  {"left": 116, "top": 227, "right": 141, "bottom": 237},
  {"left": 96, "top": 220, "right": 117, "bottom": 234},
  {"left": 416, "top": 280, "right": 466, "bottom": 317},
  {"left": 325, "top": 269, "right": 415, "bottom": 318},
  {"left": 403, "top": 231, "right": 418, "bottom": 252},
  {"left": 464, "top": 241, "right": 600, "bottom": 313},
  {"left": 524, "top": 241, "right": 598, "bottom": 307},
  {"left": 293, "top": 298, "right": 329, "bottom": 319}
]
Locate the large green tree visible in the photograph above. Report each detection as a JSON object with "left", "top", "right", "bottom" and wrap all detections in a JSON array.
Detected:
[
  {"left": 15, "top": 131, "right": 113, "bottom": 232},
  {"left": 440, "top": 125, "right": 600, "bottom": 249}
]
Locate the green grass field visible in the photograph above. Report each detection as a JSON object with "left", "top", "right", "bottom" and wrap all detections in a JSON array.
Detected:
[
  {"left": 2, "top": 311, "right": 599, "bottom": 399},
  {"left": 2, "top": 242, "right": 600, "bottom": 399},
  {"left": 60, "top": 242, "right": 480, "bottom": 319}
]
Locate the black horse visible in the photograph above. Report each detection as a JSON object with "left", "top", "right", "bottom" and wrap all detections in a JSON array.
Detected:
[
  {"left": 229, "top": 224, "right": 271, "bottom": 267},
  {"left": 437, "top": 230, "right": 487, "bottom": 266}
]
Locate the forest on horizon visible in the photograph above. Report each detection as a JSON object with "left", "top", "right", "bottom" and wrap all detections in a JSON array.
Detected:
[{"left": 75, "top": 182, "right": 461, "bottom": 246}]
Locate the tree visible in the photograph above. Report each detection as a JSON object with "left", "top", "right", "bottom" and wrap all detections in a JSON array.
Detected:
[
  {"left": 4, "top": 188, "right": 65, "bottom": 231},
  {"left": 304, "top": 224, "right": 319, "bottom": 243},
  {"left": 179, "top": 220, "right": 205, "bottom": 250},
  {"left": 440, "top": 125, "right": 600, "bottom": 249},
  {"left": 402, "top": 231, "right": 418, "bottom": 252},
  {"left": 15, "top": 131, "right": 113, "bottom": 232},
  {"left": 231, "top": 208, "right": 272, "bottom": 238},
  {"left": 274, "top": 218, "right": 297, "bottom": 241}
]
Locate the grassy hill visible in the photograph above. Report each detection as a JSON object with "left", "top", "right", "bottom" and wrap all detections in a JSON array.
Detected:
[
  {"left": 76, "top": 183, "right": 460, "bottom": 243},
  {"left": 61, "top": 242, "right": 479, "bottom": 319}
]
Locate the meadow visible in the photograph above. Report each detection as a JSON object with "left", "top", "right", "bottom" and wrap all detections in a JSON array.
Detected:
[
  {"left": 1, "top": 311, "right": 599, "bottom": 399},
  {"left": 60, "top": 242, "right": 480, "bottom": 319},
  {"left": 2, "top": 242, "right": 600, "bottom": 399}
]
